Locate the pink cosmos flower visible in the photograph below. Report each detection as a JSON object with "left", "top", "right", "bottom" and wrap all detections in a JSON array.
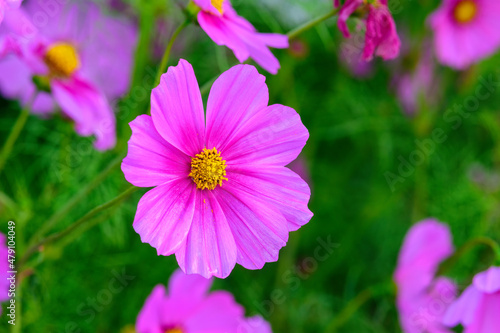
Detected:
[
  {"left": 191, "top": 0, "right": 289, "bottom": 74},
  {"left": 335, "top": 0, "right": 401, "bottom": 61},
  {"left": 394, "top": 219, "right": 457, "bottom": 333},
  {"left": 443, "top": 266, "right": 500, "bottom": 332},
  {"left": 429, "top": 0, "right": 500, "bottom": 69},
  {"left": 136, "top": 269, "right": 271, "bottom": 333},
  {"left": 0, "top": 2, "right": 137, "bottom": 150},
  {"left": 0, "top": 0, "right": 22, "bottom": 26},
  {"left": 122, "top": 59, "right": 312, "bottom": 278}
]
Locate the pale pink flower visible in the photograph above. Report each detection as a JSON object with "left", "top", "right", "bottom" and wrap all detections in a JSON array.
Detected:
[
  {"left": 136, "top": 269, "right": 271, "bottom": 333},
  {"left": 192, "top": 0, "right": 288, "bottom": 74},
  {"left": 0, "top": 2, "right": 137, "bottom": 150},
  {"left": 429, "top": 0, "right": 500, "bottom": 69},
  {"left": 0, "top": 0, "right": 22, "bottom": 26},
  {"left": 394, "top": 219, "right": 457, "bottom": 333},
  {"left": 444, "top": 266, "right": 500, "bottom": 333}
]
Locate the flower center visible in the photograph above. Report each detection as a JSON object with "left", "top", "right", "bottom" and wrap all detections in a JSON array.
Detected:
[
  {"left": 210, "top": 0, "right": 224, "bottom": 14},
  {"left": 453, "top": 0, "right": 477, "bottom": 24},
  {"left": 44, "top": 42, "right": 80, "bottom": 77},
  {"left": 189, "top": 148, "right": 228, "bottom": 190},
  {"left": 165, "top": 329, "right": 182, "bottom": 333}
]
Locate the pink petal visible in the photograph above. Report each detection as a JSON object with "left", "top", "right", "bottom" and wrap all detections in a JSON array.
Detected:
[
  {"left": 183, "top": 291, "right": 244, "bottom": 332},
  {"left": 151, "top": 59, "right": 205, "bottom": 157},
  {"left": 162, "top": 269, "right": 213, "bottom": 324},
  {"left": 223, "top": 104, "right": 309, "bottom": 167},
  {"left": 122, "top": 115, "right": 191, "bottom": 187},
  {"left": 133, "top": 179, "right": 197, "bottom": 256},
  {"left": 78, "top": 4, "right": 137, "bottom": 100},
  {"left": 198, "top": 11, "right": 250, "bottom": 62},
  {"left": 206, "top": 64, "right": 269, "bottom": 152},
  {"left": 51, "top": 77, "right": 116, "bottom": 151},
  {"left": 215, "top": 183, "right": 289, "bottom": 270},
  {"left": 443, "top": 285, "right": 483, "bottom": 327},
  {"left": 226, "top": 165, "right": 312, "bottom": 232},
  {"left": 175, "top": 190, "right": 237, "bottom": 278},
  {"left": 337, "top": 0, "right": 364, "bottom": 38},
  {"left": 136, "top": 285, "right": 167, "bottom": 333},
  {"left": 239, "top": 316, "right": 273, "bottom": 333},
  {"left": 473, "top": 266, "right": 500, "bottom": 294},
  {"left": 394, "top": 219, "right": 454, "bottom": 292},
  {"left": 466, "top": 292, "right": 500, "bottom": 333}
]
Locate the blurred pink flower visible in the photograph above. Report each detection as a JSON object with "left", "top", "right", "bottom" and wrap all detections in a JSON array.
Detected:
[
  {"left": 392, "top": 40, "right": 441, "bottom": 116},
  {"left": 339, "top": 24, "right": 373, "bottom": 78},
  {"left": 192, "top": 0, "right": 288, "bottom": 74},
  {"left": 136, "top": 269, "right": 271, "bottom": 333},
  {"left": 0, "top": 0, "right": 22, "bottom": 26},
  {"left": 429, "top": 0, "right": 500, "bottom": 69},
  {"left": 394, "top": 219, "right": 457, "bottom": 333},
  {"left": 0, "top": 233, "right": 9, "bottom": 307},
  {"left": 122, "top": 59, "right": 312, "bottom": 278},
  {"left": 444, "top": 266, "right": 500, "bottom": 332},
  {"left": 0, "top": 2, "right": 137, "bottom": 150},
  {"left": 335, "top": 0, "right": 400, "bottom": 61}
]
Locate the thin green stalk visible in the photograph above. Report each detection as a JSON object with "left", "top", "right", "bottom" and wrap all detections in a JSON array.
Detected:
[
  {"left": 26, "top": 155, "right": 123, "bottom": 249},
  {"left": 437, "top": 236, "right": 500, "bottom": 276},
  {"left": 287, "top": 8, "right": 339, "bottom": 40},
  {"left": 20, "top": 186, "right": 139, "bottom": 267},
  {"left": 0, "top": 94, "right": 36, "bottom": 175},
  {"left": 325, "top": 289, "right": 373, "bottom": 332},
  {"left": 324, "top": 282, "right": 394, "bottom": 332},
  {"left": 154, "top": 19, "right": 190, "bottom": 87}
]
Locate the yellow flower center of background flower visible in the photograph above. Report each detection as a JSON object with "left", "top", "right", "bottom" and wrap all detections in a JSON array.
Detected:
[
  {"left": 453, "top": 0, "right": 477, "bottom": 24},
  {"left": 165, "top": 329, "right": 183, "bottom": 333},
  {"left": 44, "top": 43, "right": 80, "bottom": 77},
  {"left": 189, "top": 148, "right": 228, "bottom": 190},
  {"left": 210, "top": 0, "right": 224, "bottom": 14}
]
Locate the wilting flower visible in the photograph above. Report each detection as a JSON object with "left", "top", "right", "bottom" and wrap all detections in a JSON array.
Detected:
[
  {"left": 0, "top": 2, "right": 137, "bottom": 150},
  {"left": 0, "top": 0, "right": 22, "bottom": 26},
  {"left": 136, "top": 269, "right": 271, "bottom": 333},
  {"left": 394, "top": 219, "right": 457, "bottom": 333},
  {"left": 429, "top": 0, "right": 500, "bottom": 69},
  {"left": 190, "top": 0, "right": 288, "bottom": 74},
  {"left": 444, "top": 266, "right": 500, "bottom": 332},
  {"left": 122, "top": 59, "right": 312, "bottom": 278},
  {"left": 335, "top": 0, "right": 400, "bottom": 61},
  {"left": 339, "top": 24, "right": 373, "bottom": 77},
  {"left": 0, "top": 233, "right": 9, "bottom": 307}
]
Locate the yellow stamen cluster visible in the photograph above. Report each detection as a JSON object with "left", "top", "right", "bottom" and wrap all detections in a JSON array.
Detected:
[
  {"left": 211, "top": 0, "right": 224, "bottom": 14},
  {"left": 44, "top": 43, "right": 80, "bottom": 78},
  {"left": 189, "top": 148, "right": 228, "bottom": 190},
  {"left": 165, "top": 329, "right": 183, "bottom": 333},
  {"left": 453, "top": 0, "right": 477, "bottom": 24}
]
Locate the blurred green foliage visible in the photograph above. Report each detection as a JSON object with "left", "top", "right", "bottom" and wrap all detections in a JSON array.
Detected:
[{"left": 1, "top": 0, "right": 500, "bottom": 332}]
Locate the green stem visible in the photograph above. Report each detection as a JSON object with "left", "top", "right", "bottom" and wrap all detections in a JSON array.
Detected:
[
  {"left": 154, "top": 19, "right": 190, "bottom": 87},
  {"left": 324, "top": 281, "right": 394, "bottom": 332},
  {"left": 437, "top": 236, "right": 500, "bottom": 276},
  {"left": 20, "top": 186, "right": 139, "bottom": 267},
  {"left": 325, "top": 289, "right": 373, "bottom": 332},
  {"left": 26, "top": 155, "right": 123, "bottom": 249},
  {"left": 287, "top": 8, "right": 339, "bottom": 40},
  {"left": 0, "top": 94, "right": 36, "bottom": 176}
]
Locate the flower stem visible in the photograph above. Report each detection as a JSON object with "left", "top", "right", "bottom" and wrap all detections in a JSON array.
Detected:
[
  {"left": 20, "top": 186, "right": 140, "bottom": 267},
  {"left": 0, "top": 94, "right": 37, "bottom": 176},
  {"left": 26, "top": 155, "right": 123, "bottom": 249},
  {"left": 154, "top": 19, "right": 191, "bottom": 87},
  {"left": 437, "top": 236, "right": 500, "bottom": 276},
  {"left": 287, "top": 8, "right": 339, "bottom": 40}
]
